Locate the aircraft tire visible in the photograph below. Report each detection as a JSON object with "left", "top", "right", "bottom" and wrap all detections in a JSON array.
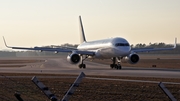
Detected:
[
  {"left": 79, "top": 64, "right": 83, "bottom": 69},
  {"left": 83, "top": 64, "right": 86, "bottom": 69},
  {"left": 110, "top": 64, "right": 114, "bottom": 69},
  {"left": 117, "top": 65, "right": 122, "bottom": 70},
  {"left": 114, "top": 64, "right": 118, "bottom": 69}
]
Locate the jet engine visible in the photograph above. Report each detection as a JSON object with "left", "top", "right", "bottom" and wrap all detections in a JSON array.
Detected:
[
  {"left": 67, "top": 53, "right": 81, "bottom": 64},
  {"left": 125, "top": 53, "right": 139, "bottom": 64}
]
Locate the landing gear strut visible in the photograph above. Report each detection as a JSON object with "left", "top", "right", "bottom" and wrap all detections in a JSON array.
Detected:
[
  {"left": 78, "top": 56, "right": 88, "bottom": 69},
  {"left": 110, "top": 57, "right": 122, "bottom": 70}
]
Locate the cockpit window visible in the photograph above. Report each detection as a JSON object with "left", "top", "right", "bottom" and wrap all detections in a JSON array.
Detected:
[{"left": 115, "top": 43, "right": 129, "bottom": 47}]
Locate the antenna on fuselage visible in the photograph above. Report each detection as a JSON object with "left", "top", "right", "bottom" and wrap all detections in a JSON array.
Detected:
[{"left": 79, "top": 16, "right": 87, "bottom": 43}]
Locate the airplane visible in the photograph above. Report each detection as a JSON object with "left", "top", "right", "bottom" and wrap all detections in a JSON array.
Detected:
[{"left": 3, "top": 16, "right": 177, "bottom": 69}]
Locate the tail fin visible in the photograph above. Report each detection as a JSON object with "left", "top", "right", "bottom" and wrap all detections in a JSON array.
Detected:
[{"left": 79, "top": 16, "right": 87, "bottom": 43}]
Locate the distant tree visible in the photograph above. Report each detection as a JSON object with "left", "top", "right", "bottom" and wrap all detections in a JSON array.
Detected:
[
  {"left": 135, "top": 43, "right": 146, "bottom": 48},
  {"left": 131, "top": 44, "right": 134, "bottom": 48},
  {"left": 158, "top": 42, "right": 165, "bottom": 48},
  {"left": 142, "top": 44, "right": 146, "bottom": 47}
]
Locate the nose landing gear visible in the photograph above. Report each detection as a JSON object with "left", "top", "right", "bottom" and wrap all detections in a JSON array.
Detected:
[{"left": 110, "top": 57, "right": 122, "bottom": 70}]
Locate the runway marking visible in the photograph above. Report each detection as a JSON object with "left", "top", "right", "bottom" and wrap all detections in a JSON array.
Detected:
[
  {"left": 85, "top": 77, "right": 180, "bottom": 85},
  {"left": 1, "top": 76, "right": 180, "bottom": 85}
]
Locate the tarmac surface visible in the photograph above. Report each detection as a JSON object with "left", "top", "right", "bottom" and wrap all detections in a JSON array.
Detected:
[{"left": 0, "top": 57, "right": 180, "bottom": 78}]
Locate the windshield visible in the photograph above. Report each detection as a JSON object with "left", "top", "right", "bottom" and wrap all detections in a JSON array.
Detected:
[{"left": 115, "top": 43, "right": 130, "bottom": 47}]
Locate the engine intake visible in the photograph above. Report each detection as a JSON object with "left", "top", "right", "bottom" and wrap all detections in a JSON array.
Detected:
[
  {"left": 67, "top": 53, "right": 81, "bottom": 64},
  {"left": 125, "top": 54, "right": 139, "bottom": 64}
]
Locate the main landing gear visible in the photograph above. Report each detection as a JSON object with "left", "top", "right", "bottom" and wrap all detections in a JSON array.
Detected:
[
  {"left": 110, "top": 57, "right": 122, "bottom": 70},
  {"left": 78, "top": 56, "right": 88, "bottom": 69}
]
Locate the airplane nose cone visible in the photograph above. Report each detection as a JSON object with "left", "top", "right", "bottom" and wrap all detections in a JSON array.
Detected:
[
  {"left": 123, "top": 47, "right": 131, "bottom": 54},
  {"left": 118, "top": 47, "right": 131, "bottom": 55}
]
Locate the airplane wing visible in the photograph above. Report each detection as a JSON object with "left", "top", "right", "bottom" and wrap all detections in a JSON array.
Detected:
[
  {"left": 131, "top": 38, "right": 177, "bottom": 53},
  {"left": 3, "top": 37, "right": 95, "bottom": 56}
]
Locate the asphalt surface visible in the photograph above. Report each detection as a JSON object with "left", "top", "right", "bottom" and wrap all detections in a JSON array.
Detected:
[{"left": 0, "top": 57, "right": 180, "bottom": 78}]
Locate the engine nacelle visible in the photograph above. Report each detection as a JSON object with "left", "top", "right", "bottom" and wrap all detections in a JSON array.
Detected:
[
  {"left": 67, "top": 53, "right": 81, "bottom": 64},
  {"left": 125, "top": 54, "right": 139, "bottom": 64}
]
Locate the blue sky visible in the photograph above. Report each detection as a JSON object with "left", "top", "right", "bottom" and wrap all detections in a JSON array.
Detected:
[{"left": 0, "top": 0, "right": 180, "bottom": 49}]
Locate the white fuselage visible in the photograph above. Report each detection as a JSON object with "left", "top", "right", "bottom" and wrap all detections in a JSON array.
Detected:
[{"left": 77, "top": 37, "right": 131, "bottom": 59}]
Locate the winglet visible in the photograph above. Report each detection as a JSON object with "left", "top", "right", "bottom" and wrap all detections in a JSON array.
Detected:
[
  {"left": 3, "top": 36, "right": 12, "bottom": 48},
  {"left": 173, "top": 37, "right": 177, "bottom": 49},
  {"left": 79, "top": 16, "right": 87, "bottom": 43}
]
